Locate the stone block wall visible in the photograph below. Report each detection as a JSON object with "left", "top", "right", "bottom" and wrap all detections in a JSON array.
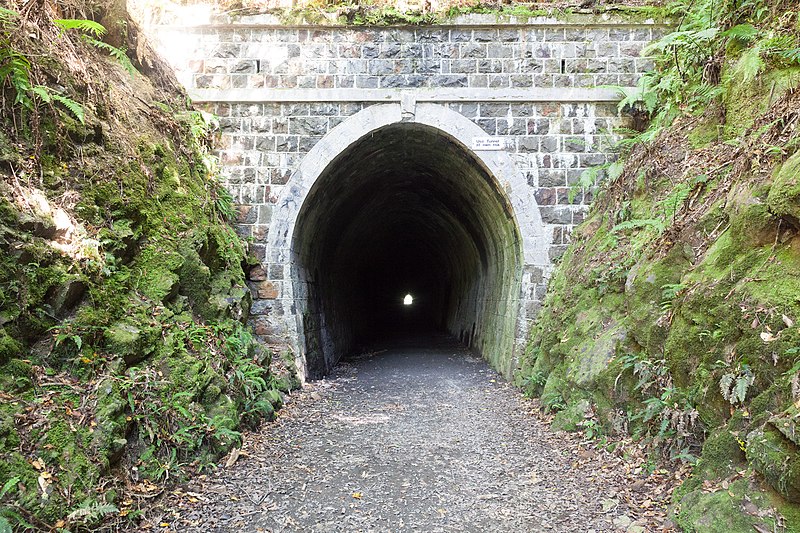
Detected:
[{"left": 144, "top": 14, "right": 667, "bottom": 376}]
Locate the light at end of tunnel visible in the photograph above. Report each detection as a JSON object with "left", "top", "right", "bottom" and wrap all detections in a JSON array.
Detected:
[{"left": 403, "top": 294, "right": 413, "bottom": 306}]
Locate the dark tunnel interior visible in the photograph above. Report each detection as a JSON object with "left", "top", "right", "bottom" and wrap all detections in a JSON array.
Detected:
[{"left": 292, "top": 122, "right": 523, "bottom": 379}]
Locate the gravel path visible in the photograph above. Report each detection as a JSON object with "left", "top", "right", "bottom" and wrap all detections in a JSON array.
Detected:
[{"left": 146, "top": 334, "right": 675, "bottom": 532}]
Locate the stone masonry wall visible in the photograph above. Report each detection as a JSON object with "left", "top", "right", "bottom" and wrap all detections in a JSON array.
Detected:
[{"left": 146, "top": 14, "right": 666, "bottom": 374}]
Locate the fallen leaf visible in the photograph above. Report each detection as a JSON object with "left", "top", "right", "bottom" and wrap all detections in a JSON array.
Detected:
[
  {"left": 760, "top": 331, "right": 777, "bottom": 343},
  {"left": 352, "top": 492, "right": 362, "bottom": 499},
  {"left": 601, "top": 498, "right": 619, "bottom": 512},
  {"left": 225, "top": 447, "right": 241, "bottom": 467},
  {"left": 783, "top": 314, "right": 795, "bottom": 328}
]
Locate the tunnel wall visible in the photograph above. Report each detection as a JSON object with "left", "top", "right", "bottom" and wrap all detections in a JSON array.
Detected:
[{"left": 139, "top": 14, "right": 666, "bottom": 380}]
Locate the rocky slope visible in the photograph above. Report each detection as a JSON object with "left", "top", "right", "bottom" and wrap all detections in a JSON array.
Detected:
[
  {"left": 516, "top": 0, "right": 800, "bottom": 530},
  {"left": 0, "top": 1, "right": 295, "bottom": 529}
]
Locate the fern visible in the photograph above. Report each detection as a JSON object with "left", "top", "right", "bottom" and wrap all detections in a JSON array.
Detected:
[
  {"left": 53, "top": 18, "right": 106, "bottom": 37},
  {"left": 733, "top": 45, "right": 765, "bottom": 82},
  {"left": 720, "top": 365, "right": 755, "bottom": 405},
  {"left": 31, "top": 85, "right": 85, "bottom": 124},
  {"left": 66, "top": 501, "right": 118, "bottom": 524},
  {"left": 84, "top": 36, "right": 137, "bottom": 76},
  {"left": 778, "top": 48, "right": 800, "bottom": 65},
  {"left": 721, "top": 23, "right": 760, "bottom": 44},
  {"left": 0, "top": 477, "right": 18, "bottom": 500}
]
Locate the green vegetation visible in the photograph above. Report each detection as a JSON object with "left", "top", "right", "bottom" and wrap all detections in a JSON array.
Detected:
[
  {"left": 0, "top": 3, "right": 293, "bottom": 530},
  {"left": 517, "top": 0, "right": 800, "bottom": 529}
]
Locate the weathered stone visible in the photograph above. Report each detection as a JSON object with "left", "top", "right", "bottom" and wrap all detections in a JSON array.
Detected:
[{"left": 248, "top": 264, "right": 267, "bottom": 281}]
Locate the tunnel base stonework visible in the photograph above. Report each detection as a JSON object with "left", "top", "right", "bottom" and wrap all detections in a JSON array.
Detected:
[{"left": 142, "top": 14, "right": 666, "bottom": 380}]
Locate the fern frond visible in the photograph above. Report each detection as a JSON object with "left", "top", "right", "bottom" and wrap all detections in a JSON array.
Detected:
[
  {"left": 30, "top": 85, "right": 51, "bottom": 103},
  {"left": 733, "top": 45, "right": 765, "bottom": 82},
  {"left": 31, "top": 85, "right": 85, "bottom": 124},
  {"left": 0, "top": 476, "right": 19, "bottom": 499},
  {"left": 721, "top": 23, "right": 760, "bottom": 44},
  {"left": 50, "top": 93, "right": 85, "bottom": 124},
  {"left": 778, "top": 48, "right": 800, "bottom": 65},
  {"left": 53, "top": 18, "right": 106, "bottom": 37},
  {"left": 84, "top": 37, "right": 137, "bottom": 77},
  {"left": 66, "top": 502, "right": 118, "bottom": 523}
]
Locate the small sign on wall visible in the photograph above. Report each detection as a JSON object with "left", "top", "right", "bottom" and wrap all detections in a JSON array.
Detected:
[{"left": 472, "top": 137, "right": 505, "bottom": 151}]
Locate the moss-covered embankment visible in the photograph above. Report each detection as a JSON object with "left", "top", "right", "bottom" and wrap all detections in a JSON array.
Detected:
[
  {"left": 516, "top": 0, "right": 800, "bottom": 530},
  {"left": 0, "top": 2, "right": 295, "bottom": 530}
]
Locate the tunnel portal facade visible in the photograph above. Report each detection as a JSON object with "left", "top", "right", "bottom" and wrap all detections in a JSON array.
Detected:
[
  {"left": 145, "top": 14, "right": 666, "bottom": 379},
  {"left": 280, "top": 104, "right": 536, "bottom": 379}
]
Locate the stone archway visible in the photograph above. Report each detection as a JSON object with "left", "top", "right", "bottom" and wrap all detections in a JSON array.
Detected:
[{"left": 266, "top": 103, "right": 549, "bottom": 380}]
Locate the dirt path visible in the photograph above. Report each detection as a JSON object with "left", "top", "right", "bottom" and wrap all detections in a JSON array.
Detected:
[{"left": 144, "top": 335, "right": 676, "bottom": 532}]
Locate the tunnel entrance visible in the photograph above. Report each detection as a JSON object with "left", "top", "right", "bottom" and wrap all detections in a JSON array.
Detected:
[{"left": 292, "top": 119, "right": 523, "bottom": 379}]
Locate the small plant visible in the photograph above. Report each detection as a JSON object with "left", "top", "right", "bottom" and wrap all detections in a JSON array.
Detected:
[
  {"left": 580, "top": 419, "right": 603, "bottom": 440},
  {"left": 719, "top": 363, "right": 755, "bottom": 405},
  {"left": 0, "top": 477, "right": 33, "bottom": 532},
  {"left": 66, "top": 500, "right": 119, "bottom": 528},
  {"left": 53, "top": 18, "right": 137, "bottom": 76},
  {"left": 0, "top": 10, "right": 86, "bottom": 123},
  {"left": 659, "top": 283, "right": 686, "bottom": 312}
]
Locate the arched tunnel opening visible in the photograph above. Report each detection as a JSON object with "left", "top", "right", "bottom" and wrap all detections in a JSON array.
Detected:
[{"left": 292, "top": 122, "right": 523, "bottom": 379}]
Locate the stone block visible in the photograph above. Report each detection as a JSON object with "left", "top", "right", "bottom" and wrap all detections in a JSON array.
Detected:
[
  {"left": 248, "top": 264, "right": 268, "bottom": 281},
  {"left": 477, "top": 59, "right": 502, "bottom": 74},
  {"left": 449, "top": 29, "right": 471, "bottom": 42},
  {"left": 289, "top": 116, "right": 328, "bottom": 136},
  {"left": 473, "top": 29, "right": 497, "bottom": 42},
  {"left": 499, "top": 29, "right": 520, "bottom": 42},
  {"left": 276, "top": 135, "right": 299, "bottom": 152},
  {"left": 236, "top": 204, "right": 257, "bottom": 224},
  {"left": 368, "top": 59, "right": 394, "bottom": 75},
  {"left": 548, "top": 244, "right": 568, "bottom": 262},
  {"left": 468, "top": 74, "right": 489, "bottom": 88},
  {"left": 544, "top": 29, "right": 565, "bottom": 42},
  {"left": 511, "top": 75, "right": 533, "bottom": 88},
  {"left": 487, "top": 44, "right": 513, "bottom": 59},
  {"left": 517, "top": 136, "right": 538, "bottom": 153},
  {"left": 254, "top": 281, "right": 280, "bottom": 300},
  {"left": 336, "top": 76, "right": 354, "bottom": 88},
  {"left": 460, "top": 43, "right": 487, "bottom": 58},
  {"left": 539, "top": 206, "right": 573, "bottom": 224},
  {"left": 430, "top": 74, "right": 467, "bottom": 87},
  {"left": 538, "top": 169, "right": 566, "bottom": 187},
  {"left": 356, "top": 75, "right": 380, "bottom": 88},
  {"left": 449, "top": 59, "right": 477, "bottom": 73},
  {"left": 535, "top": 188, "right": 557, "bottom": 205}
]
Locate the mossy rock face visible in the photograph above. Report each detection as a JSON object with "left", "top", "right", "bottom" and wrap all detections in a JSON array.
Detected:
[
  {"left": 770, "top": 403, "right": 800, "bottom": 448},
  {"left": 767, "top": 150, "right": 800, "bottom": 225},
  {"left": 552, "top": 398, "right": 592, "bottom": 432},
  {"left": 93, "top": 378, "right": 129, "bottom": 466},
  {"left": 675, "top": 478, "right": 778, "bottom": 532},
  {"left": 0, "top": 328, "right": 22, "bottom": 364},
  {"left": 566, "top": 320, "right": 626, "bottom": 389},
  {"left": 747, "top": 427, "right": 800, "bottom": 503},
  {"left": 0, "top": 358, "right": 34, "bottom": 392},
  {"left": 104, "top": 317, "right": 162, "bottom": 366}
]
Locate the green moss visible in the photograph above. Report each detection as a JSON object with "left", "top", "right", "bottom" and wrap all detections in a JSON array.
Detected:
[
  {"left": 675, "top": 478, "right": 778, "bottom": 532},
  {"left": 767, "top": 150, "right": 800, "bottom": 223},
  {"left": 0, "top": 329, "right": 22, "bottom": 364},
  {"left": 688, "top": 113, "right": 722, "bottom": 149},
  {"left": 747, "top": 427, "right": 800, "bottom": 503},
  {"left": 0, "top": 358, "right": 34, "bottom": 392},
  {"left": 552, "top": 398, "right": 591, "bottom": 432}
]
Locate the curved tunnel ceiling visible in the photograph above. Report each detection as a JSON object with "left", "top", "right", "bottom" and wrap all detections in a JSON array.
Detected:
[{"left": 293, "top": 122, "right": 523, "bottom": 379}]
